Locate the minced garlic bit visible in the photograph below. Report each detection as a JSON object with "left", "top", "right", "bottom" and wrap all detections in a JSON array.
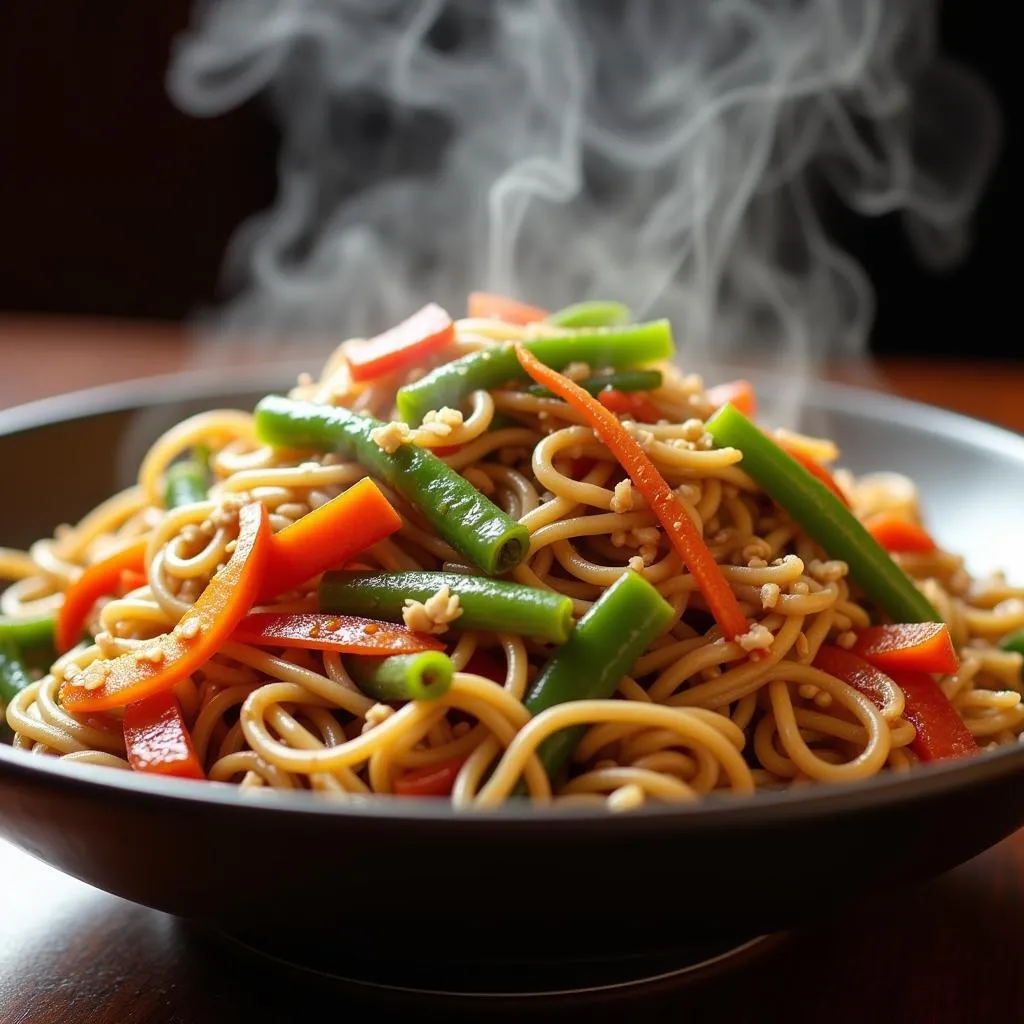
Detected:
[
  {"left": 610, "top": 479, "right": 635, "bottom": 514},
  {"left": 836, "top": 630, "right": 858, "bottom": 649},
  {"left": 625, "top": 423, "right": 655, "bottom": 449},
  {"left": 370, "top": 421, "right": 411, "bottom": 454},
  {"left": 416, "top": 406, "right": 464, "bottom": 440},
  {"left": 628, "top": 555, "right": 646, "bottom": 573},
  {"left": 361, "top": 703, "right": 395, "bottom": 735},
  {"left": 607, "top": 784, "right": 645, "bottom": 813},
  {"left": 808, "top": 558, "right": 848, "bottom": 583},
  {"left": 790, "top": 581, "right": 810, "bottom": 595},
  {"left": 736, "top": 623, "right": 774, "bottom": 652},
  {"left": 674, "top": 482, "right": 702, "bottom": 505},
  {"left": 760, "top": 582, "right": 781, "bottom": 609},
  {"left": 562, "top": 361, "right": 592, "bottom": 382},
  {"left": 176, "top": 617, "right": 202, "bottom": 641},
  {"left": 402, "top": 585, "right": 463, "bottom": 635},
  {"left": 79, "top": 663, "right": 111, "bottom": 691}
]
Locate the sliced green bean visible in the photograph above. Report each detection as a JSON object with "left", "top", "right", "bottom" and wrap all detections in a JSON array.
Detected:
[
  {"left": 396, "top": 319, "right": 674, "bottom": 426},
  {"left": 547, "top": 301, "right": 631, "bottom": 328},
  {"left": 521, "top": 572, "right": 674, "bottom": 784},
  {"left": 347, "top": 651, "right": 454, "bottom": 702},
  {"left": 705, "top": 402, "right": 940, "bottom": 624},
  {"left": 1, "top": 638, "right": 33, "bottom": 741},
  {"left": 320, "top": 571, "right": 575, "bottom": 644},
  {"left": 1000, "top": 629, "right": 1024, "bottom": 679},
  {"left": 254, "top": 396, "right": 530, "bottom": 576},
  {"left": 527, "top": 369, "right": 663, "bottom": 400}
]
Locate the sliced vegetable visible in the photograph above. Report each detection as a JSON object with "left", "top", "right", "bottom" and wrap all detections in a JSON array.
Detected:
[
  {"left": 123, "top": 690, "right": 205, "bottom": 779},
  {"left": 56, "top": 537, "right": 148, "bottom": 653},
  {"left": 546, "top": 301, "right": 631, "bottom": 328},
  {"left": 851, "top": 623, "right": 958, "bottom": 675},
  {"left": 705, "top": 403, "right": 941, "bottom": 624},
  {"left": 814, "top": 645, "right": 976, "bottom": 762},
  {"left": 463, "top": 649, "right": 506, "bottom": 683},
  {"left": 527, "top": 368, "right": 663, "bottom": 400},
  {"left": 1000, "top": 629, "right": 1024, "bottom": 659},
  {"left": 705, "top": 379, "right": 757, "bottom": 417},
  {"left": 319, "top": 570, "right": 575, "bottom": 644},
  {"left": 254, "top": 397, "right": 530, "bottom": 577},
  {"left": 396, "top": 320, "right": 675, "bottom": 426},
  {"left": 773, "top": 439, "right": 850, "bottom": 508},
  {"left": 1, "top": 638, "right": 33, "bottom": 739},
  {"left": 232, "top": 611, "right": 443, "bottom": 655},
  {"left": 0, "top": 612, "right": 56, "bottom": 652},
  {"left": 467, "top": 292, "right": 547, "bottom": 324},
  {"left": 257, "top": 478, "right": 401, "bottom": 603},
  {"left": 515, "top": 346, "right": 750, "bottom": 644},
  {"left": 597, "top": 388, "right": 664, "bottom": 423},
  {"left": 393, "top": 755, "right": 468, "bottom": 797},
  {"left": 345, "top": 302, "right": 455, "bottom": 383},
  {"left": 347, "top": 650, "right": 454, "bottom": 703},
  {"left": 60, "top": 502, "right": 271, "bottom": 713},
  {"left": 523, "top": 571, "right": 674, "bottom": 782},
  {"left": 119, "top": 569, "right": 149, "bottom": 593},
  {"left": 864, "top": 513, "right": 936, "bottom": 554},
  {"left": 164, "top": 454, "right": 209, "bottom": 509}
]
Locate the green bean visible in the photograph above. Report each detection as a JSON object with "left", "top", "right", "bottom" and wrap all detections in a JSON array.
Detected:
[
  {"left": 705, "top": 402, "right": 940, "bottom": 623},
  {"left": 1000, "top": 629, "right": 1024, "bottom": 678},
  {"left": 546, "top": 301, "right": 631, "bottom": 328},
  {"left": 320, "top": 570, "right": 575, "bottom": 644},
  {"left": 164, "top": 456, "right": 209, "bottom": 509},
  {"left": 347, "top": 651, "right": 454, "bottom": 702},
  {"left": 527, "top": 369, "right": 663, "bottom": 400},
  {"left": 0, "top": 612, "right": 55, "bottom": 652},
  {"left": 521, "top": 571, "right": 674, "bottom": 784},
  {"left": 254, "top": 396, "right": 530, "bottom": 576},
  {"left": 396, "top": 319, "right": 674, "bottom": 426},
  {"left": 1, "top": 638, "right": 33, "bottom": 741}
]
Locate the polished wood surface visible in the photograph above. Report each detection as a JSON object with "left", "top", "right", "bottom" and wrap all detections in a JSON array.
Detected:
[{"left": 1, "top": 317, "right": 1022, "bottom": 1023}]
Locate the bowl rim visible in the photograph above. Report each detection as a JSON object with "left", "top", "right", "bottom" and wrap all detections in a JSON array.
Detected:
[{"left": 1, "top": 364, "right": 1023, "bottom": 832}]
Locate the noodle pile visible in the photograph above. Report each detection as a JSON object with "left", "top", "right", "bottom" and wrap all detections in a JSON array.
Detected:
[{"left": 2, "top": 316, "right": 1023, "bottom": 811}]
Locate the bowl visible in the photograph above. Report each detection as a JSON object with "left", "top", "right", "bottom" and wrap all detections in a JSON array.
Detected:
[{"left": 1, "top": 366, "right": 1023, "bottom": 978}]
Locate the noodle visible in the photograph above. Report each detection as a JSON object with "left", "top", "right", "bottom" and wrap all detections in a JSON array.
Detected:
[{"left": 3, "top": 312, "right": 1023, "bottom": 813}]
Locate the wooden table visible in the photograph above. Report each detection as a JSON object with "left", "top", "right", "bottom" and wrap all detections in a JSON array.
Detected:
[{"left": 1, "top": 316, "right": 1022, "bottom": 1023}]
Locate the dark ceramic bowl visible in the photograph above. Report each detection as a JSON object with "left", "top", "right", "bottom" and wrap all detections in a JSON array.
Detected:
[{"left": 1, "top": 367, "right": 1023, "bottom": 978}]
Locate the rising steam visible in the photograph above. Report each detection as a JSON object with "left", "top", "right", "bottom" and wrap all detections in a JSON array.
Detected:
[{"left": 168, "top": 0, "right": 999, "bottom": 388}]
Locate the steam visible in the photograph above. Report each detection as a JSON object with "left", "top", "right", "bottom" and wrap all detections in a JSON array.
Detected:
[{"left": 167, "top": 1, "right": 1000, "bottom": 398}]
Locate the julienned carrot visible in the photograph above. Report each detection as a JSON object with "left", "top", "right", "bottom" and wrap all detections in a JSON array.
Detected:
[
  {"left": 705, "top": 379, "right": 757, "bottom": 417},
  {"left": 467, "top": 291, "right": 547, "bottom": 324},
  {"left": 56, "top": 538, "right": 148, "bottom": 653},
  {"left": 851, "top": 623, "right": 959, "bottom": 676},
  {"left": 597, "top": 388, "right": 663, "bottom": 423},
  {"left": 345, "top": 303, "right": 455, "bottom": 383},
  {"left": 60, "top": 502, "right": 271, "bottom": 713},
  {"left": 123, "top": 690, "right": 205, "bottom": 780},
  {"left": 256, "top": 478, "right": 401, "bottom": 603},
  {"left": 393, "top": 755, "right": 468, "bottom": 797},
  {"left": 774, "top": 439, "right": 850, "bottom": 508},
  {"left": 864, "top": 513, "right": 936, "bottom": 553},
  {"left": 232, "top": 611, "right": 444, "bottom": 656},
  {"left": 514, "top": 345, "right": 750, "bottom": 645}
]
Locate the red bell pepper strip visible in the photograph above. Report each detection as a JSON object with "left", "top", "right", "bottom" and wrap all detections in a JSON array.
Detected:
[
  {"left": 864, "top": 513, "right": 936, "bottom": 553},
  {"left": 774, "top": 439, "right": 850, "bottom": 508},
  {"left": 597, "top": 388, "right": 663, "bottom": 423},
  {"left": 705, "top": 379, "right": 757, "bottom": 417},
  {"left": 393, "top": 755, "right": 468, "bottom": 797},
  {"left": 256, "top": 478, "right": 401, "bottom": 603},
  {"left": 851, "top": 623, "right": 959, "bottom": 676},
  {"left": 60, "top": 502, "right": 271, "bottom": 713},
  {"left": 514, "top": 345, "right": 750, "bottom": 645},
  {"left": 467, "top": 291, "right": 547, "bottom": 324},
  {"left": 814, "top": 645, "right": 977, "bottom": 761},
  {"left": 232, "top": 611, "right": 444, "bottom": 655},
  {"left": 119, "top": 569, "right": 149, "bottom": 593},
  {"left": 123, "top": 690, "right": 205, "bottom": 780},
  {"left": 56, "top": 538, "right": 148, "bottom": 653},
  {"left": 345, "top": 303, "right": 456, "bottom": 383}
]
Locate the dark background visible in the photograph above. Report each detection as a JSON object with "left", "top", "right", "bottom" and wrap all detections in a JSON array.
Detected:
[{"left": 0, "top": 3, "right": 1014, "bottom": 358}]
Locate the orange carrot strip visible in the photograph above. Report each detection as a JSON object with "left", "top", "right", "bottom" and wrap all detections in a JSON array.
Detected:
[
  {"left": 345, "top": 303, "right": 455, "bottom": 383},
  {"left": 774, "top": 439, "right": 850, "bottom": 508},
  {"left": 119, "top": 569, "right": 149, "bottom": 593},
  {"left": 123, "top": 690, "right": 205, "bottom": 780},
  {"left": 467, "top": 291, "right": 547, "bottom": 324},
  {"left": 514, "top": 345, "right": 750, "bottom": 644},
  {"left": 56, "top": 538, "right": 148, "bottom": 653},
  {"left": 864, "top": 513, "right": 936, "bottom": 553},
  {"left": 393, "top": 755, "right": 468, "bottom": 797},
  {"left": 851, "top": 623, "right": 959, "bottom": 676},
  {"left": 705, "top": 379, "right": 757, "bottom": 417},
  {"left": 60, "top": 502, "right": 271, "bottom": 713},
  {"left": 257, "top": 478, "right": 401, "bottom": 603},
  {"left": 232, "top": 612, "right": 444, "bottom": 655},
  {"left": 597, "top": 388, "right": 663, "bottom": 423}
]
